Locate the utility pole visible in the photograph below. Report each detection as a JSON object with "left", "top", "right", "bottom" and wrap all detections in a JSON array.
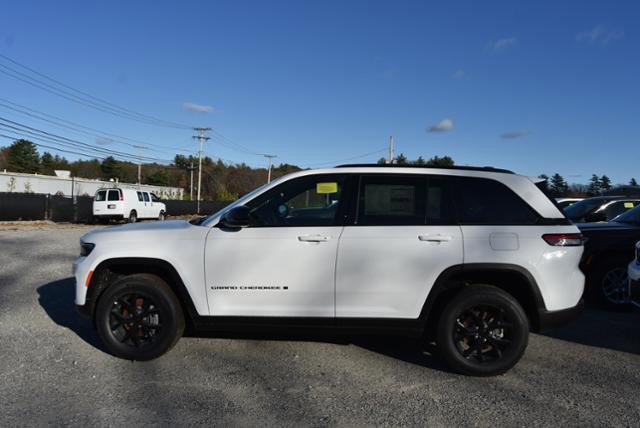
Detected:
[
  {"left": 133, "top": 144, "right": 146, "bottom": 185},
  {"left": 192, "top": 128, "right": 211, "bottom": 214},
  {"left": 388, "top": 136, "right": 395, "bottom": 164},
  {"left": 261, "top": 154, "right": 277, "bottom": 183},
  {"left": 188, "top": 161, "right": 195, "bottom": 200}
]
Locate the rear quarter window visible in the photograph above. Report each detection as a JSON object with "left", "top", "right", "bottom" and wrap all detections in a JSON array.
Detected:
[
  {"left": 107, "top": 190, "right": 120, "bottom": 201},
  {"left": 452, "top": 177, "right": 539, "bottom": 225}
]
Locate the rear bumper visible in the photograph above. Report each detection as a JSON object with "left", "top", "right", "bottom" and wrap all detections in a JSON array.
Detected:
[{"left": 536, "top": 299, "right": 584, "bottom": 332}]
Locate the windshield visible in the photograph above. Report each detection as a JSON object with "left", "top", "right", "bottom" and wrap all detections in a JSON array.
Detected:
[
  {"left": 612, "top": 205, "right": 640, "bottom": 225},
  {"left": 564, "top": 198, "right": 606, "bottom": 219}
]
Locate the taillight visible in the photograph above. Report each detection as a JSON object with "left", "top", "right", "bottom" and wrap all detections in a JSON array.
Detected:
[
  {"left": 119, "top": 191, "right": 123, "bottom": 201},
  {"left": 542, "top": 233, "right": 583, "bottom": 246}
]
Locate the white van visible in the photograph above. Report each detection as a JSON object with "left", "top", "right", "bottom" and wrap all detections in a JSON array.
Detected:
[{"left": 93, "top": 188, "right": 166, "bottom": 223}]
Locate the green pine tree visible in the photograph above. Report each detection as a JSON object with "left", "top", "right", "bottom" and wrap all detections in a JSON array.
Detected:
[{"left": 7, "top": 139, "right": 40, "bottom": 173}]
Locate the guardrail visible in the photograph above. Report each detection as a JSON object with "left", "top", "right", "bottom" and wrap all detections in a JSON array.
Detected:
[{"left": 0, "top": 192, "right": 230, "bottom": 222}]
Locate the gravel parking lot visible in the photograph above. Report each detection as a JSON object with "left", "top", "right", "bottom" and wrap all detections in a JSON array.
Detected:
[{"left": 1, "top": 226, "right": 639, "bottom": 426}]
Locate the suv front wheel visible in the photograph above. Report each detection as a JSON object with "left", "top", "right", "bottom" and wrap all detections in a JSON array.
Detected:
[
  {"left": 436, "top": 285, "right": 529, "bottom": 376},
  {"left": 95, "top": 274, "right": 185, "bottom": 360}
]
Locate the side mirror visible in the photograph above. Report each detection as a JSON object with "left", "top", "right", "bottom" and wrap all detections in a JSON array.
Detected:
[
  {"left": 219, "top": 205, "right": 251, "bottom": 228},
  {"left": 585, "top": 211, "right": 607, "bottom": 222}
]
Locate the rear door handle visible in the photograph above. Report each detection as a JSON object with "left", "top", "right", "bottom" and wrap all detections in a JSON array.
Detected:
[
  {"left": 298, "top": 235, "right": 330, "bottom": 242},
  {"left": 418, "top": 234, "right": 452, "bottom": 242}
]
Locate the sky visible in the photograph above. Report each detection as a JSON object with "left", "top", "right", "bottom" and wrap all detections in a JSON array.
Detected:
[{"left": 1, "top": 0, "right": 638, "bottom": 183}]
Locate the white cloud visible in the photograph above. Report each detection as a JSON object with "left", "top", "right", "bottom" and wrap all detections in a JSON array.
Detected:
[
  {"left": 500, "top": 130, "right": 530, "bottom": 139},
  {"left": 489, "top": 37, "right": 517, "bottom": 52},
  {"left": 428, "top": 118, "right": 454, "bottom": 133},
  {"left": 576, "top": 25, "right": 624, "bottom": 46},
  {"left": 183, "top": 102, "right": 214, "bottom": 113},
  {"left": 452, "top": 69, "right": 465, "bottom": 79}
]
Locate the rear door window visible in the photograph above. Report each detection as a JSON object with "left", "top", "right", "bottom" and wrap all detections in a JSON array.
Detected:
[
  {"left": 107, "top": 190, "right": 120, "bottom": 201},
  {"left": 143, "top": 192, "right": 150, "bottom": 202},
  {"left": 452, "top": 177, "right": 539, "bottom": 225},
  {"left": 426, "top": 177, "right": 455, "bottom": 225},
  {"left": 137, "top": 191, "right": 144, "bottom": 202},
  {"left": 357, "top": 175, "right": 426, "bottom": 226},
  {"left": 95, "top": 190, "right": 107, "bottom": 201}
]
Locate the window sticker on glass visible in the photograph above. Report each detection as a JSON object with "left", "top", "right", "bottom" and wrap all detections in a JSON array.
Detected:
[
  {"left": 316, "top": 182, "right": 338, "bottom": 194},
  {"left": 364, "top": 184, "right": 416, "bottom": 216},
  {"left": 625, "top": 202, "right": 635, "bottom": 208}
]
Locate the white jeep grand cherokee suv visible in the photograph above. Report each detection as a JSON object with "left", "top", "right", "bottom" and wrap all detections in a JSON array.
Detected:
[{"left": 74, "top": 165, "right": 584, "bottom": 376}]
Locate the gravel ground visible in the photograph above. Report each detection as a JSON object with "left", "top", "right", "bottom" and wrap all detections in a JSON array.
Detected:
[{"left": 1, "top": 227, "right": 639, "bottom": 427}]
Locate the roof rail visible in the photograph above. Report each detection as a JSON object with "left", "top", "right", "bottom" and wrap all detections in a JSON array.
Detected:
[{"left": 334, "top": 163, "right": 515, "bottom": 174}]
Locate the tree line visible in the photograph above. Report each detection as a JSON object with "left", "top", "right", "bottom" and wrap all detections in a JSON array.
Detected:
[
  {"left": 539, "top": 172, "right": 638, "bottom": 197},
  {"left": 0, "top": 139, "right": 299, "bottom": 200},
  {"left": 0, "top": 139, "right": 636, "bottom": 200}
]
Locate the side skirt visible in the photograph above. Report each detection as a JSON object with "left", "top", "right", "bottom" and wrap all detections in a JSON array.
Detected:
[{"left": 189, "top": 316, "right": 426, "bottom": 338}]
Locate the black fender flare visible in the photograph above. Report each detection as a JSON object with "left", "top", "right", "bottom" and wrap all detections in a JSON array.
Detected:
[
  {"left": 418, "top": 263, "right": 546, "bottom": 331},
  {"left": 85, "top": 257, "right": 200, "bottom": 325}
]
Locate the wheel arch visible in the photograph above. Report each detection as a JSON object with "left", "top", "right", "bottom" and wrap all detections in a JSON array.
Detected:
[
  {"left": 420, "top": 263, "right": 546, "bottom": 335},
  {"left": 86, "top": 257, "right": 199, "bottom": 327}
]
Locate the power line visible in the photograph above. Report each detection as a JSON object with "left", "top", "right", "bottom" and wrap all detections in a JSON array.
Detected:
[
  {"left": 0, "top": 131, "right": 110, "bottom": 160},
  {"left": 306, "top": 147, "right": 387, "bottom": 168},
  {"left": 0, "top": 54, "right": 193, "bottom": 129},
  {"left": 0, "top": 97, "right": 195, "bottom": 155},
  {"left": 211, "top": 130, "right": 261, "bottom": 155},
  {"left": 0, "top": 119, "right": 165, "bottom": 163},
  {"left": 0, "top": 117, "right": 173, "bottom": 163}
]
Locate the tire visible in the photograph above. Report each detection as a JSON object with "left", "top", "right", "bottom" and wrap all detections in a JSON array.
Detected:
[
  {"left": 158, "top": 211, "right": 166, "bottom": 221},
  {"left": 95, "top": 273, "right": 185, "bottom": 361},
  {"left": 128, "top": 210, "right": 137, "bottom": 223},
  {"left": 587, "top": 258, "right": 630, "bottom": 310},
  {"left": 436, "top": 285, "right": 529, "bottom": 376}
]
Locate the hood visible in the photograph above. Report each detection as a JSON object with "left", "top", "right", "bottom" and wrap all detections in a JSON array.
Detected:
[{"left": 81, "top": 220, "right": 196, "bottom": 243}]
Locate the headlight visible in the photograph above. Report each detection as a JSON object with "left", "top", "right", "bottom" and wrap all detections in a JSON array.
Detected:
[{"left": 80, "top": 242, "right": 95, "bottom": 257}]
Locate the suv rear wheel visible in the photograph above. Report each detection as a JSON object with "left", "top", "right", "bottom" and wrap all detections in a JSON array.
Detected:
[
  {"left": 128, "top": 210, "right": 137, "bottom": 223},
  {"left": 436, "top": 285, "right": 529, "bottom": 376},
  {"left": 95, "top": 274, "right": 185, "bottom": 360}
]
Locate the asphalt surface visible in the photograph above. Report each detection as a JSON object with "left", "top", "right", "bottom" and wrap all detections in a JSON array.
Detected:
[{"left": 1, "top": 226, "right": 639, "bottom": 427}]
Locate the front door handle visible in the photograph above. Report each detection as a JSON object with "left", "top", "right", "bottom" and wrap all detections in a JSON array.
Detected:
[
  {"left": 298, "top": 235, "right": 330, "bottom": 242},
  {"left": 418, "top": 234, "right": 452, "bottom": 242}
]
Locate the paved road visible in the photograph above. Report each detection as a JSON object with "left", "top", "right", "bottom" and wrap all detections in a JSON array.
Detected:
[{"left": 1, "top": 227, "right": 639, "bottom": 426}]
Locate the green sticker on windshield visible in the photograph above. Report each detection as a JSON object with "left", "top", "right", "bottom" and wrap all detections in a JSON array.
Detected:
[
  {"left": 625, "top": 202, "right": 634, "bottom": 208},
  {"left": 317, "top": 182, "right": 338, "bottom": 194}
]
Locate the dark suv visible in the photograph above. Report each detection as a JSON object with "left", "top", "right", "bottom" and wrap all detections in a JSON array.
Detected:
[{"left": 564, "top": 196, "right": 640, "bottom": 223}]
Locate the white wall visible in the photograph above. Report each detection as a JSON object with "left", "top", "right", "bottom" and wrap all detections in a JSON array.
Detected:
[{"left": 0, "top": 171, "right": 184, "bottom": 199}]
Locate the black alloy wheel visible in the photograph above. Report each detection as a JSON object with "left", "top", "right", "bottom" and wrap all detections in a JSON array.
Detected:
[
  {"left": 96, "top": 274, "right": 184, "bottom": 360},
  {"left": 437, "top": 285, "right": 529, "bottom": 376},
  {"left": 453, "top": 305, "right": 513, "bottom": 363},
  {"left": 109, "top": 293, "right": 162, "bottom": 348}
]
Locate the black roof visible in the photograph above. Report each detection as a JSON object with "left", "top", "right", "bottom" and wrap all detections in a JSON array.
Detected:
[{"left": 334, "top": 163, "right": 515, "bottom": 174}]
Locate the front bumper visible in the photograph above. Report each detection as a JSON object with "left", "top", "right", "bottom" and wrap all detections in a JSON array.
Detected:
[
  {"left": 536, "top": 299, "right": 584, "bottom": 332},
  {"left": 75, "top": 302, "right": 92, "bottom": 319}
]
